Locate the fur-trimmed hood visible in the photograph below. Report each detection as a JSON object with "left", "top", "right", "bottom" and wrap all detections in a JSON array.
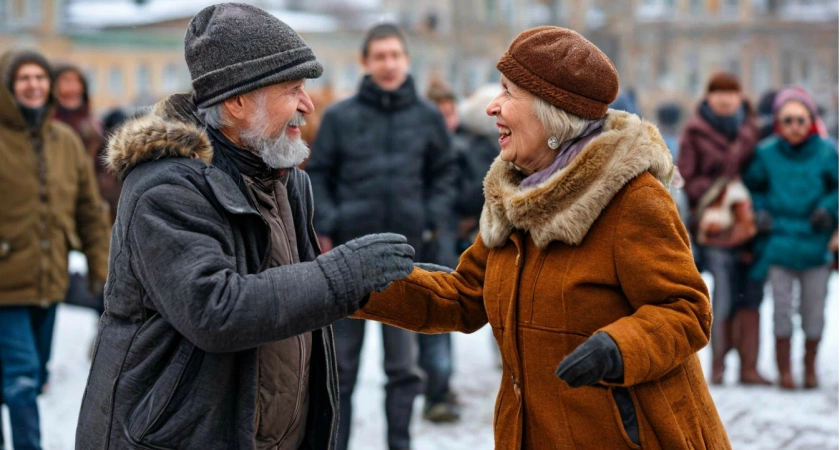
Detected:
[
  {"left": 106, "top": 94, "right": 213, "bottom": 180},
  {"left": 479, "top": 110, "right": 673, "bottom": 248}
]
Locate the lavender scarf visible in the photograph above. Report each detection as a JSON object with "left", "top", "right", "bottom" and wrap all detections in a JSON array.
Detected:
[{"left": 521, "top": 117, "right": 606, "bottom": 188}]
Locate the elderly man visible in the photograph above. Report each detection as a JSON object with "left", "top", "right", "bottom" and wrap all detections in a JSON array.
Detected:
[
  {"left": 0, "top": 48, "right": 110, "bottom": 450},
  {"left": 76, "top": 4, "right": 415, "bottom": 450}
]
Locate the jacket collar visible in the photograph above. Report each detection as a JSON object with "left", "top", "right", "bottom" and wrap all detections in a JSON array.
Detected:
[
  {"left": 684, "top": 101, "right": 758, "bottom": 150},
  {"left": 479, "top": 110, "right": 674, "bottom": 249},
  {"left": 106, "top": 93, "right": 261, "bottom": 217},
  {"left": 357, "top": 74, "right": 417, "bottom": 112}
]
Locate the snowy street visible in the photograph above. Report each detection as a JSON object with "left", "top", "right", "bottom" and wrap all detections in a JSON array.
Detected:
[{"left": 4, "top": 271, "right": 838, "bottom": 450}]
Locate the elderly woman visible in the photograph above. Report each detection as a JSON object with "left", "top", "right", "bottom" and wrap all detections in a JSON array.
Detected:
[{"left": 356, "top": 27, "right": 729, "bottom": 449}]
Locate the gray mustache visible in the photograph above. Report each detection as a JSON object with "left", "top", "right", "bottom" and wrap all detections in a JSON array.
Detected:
[{"left": 287, "top": 112, "right": 306, "bottom": 128}]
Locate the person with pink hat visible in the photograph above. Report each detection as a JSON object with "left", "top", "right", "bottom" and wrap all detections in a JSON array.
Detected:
[{"left": 743, "top": 85, "right": 838, "bottom": 390}]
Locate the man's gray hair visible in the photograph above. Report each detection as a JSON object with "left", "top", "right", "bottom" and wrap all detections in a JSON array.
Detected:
[
  {"left": 197, "top": 89, "right": 268, "bottom": 130},
  {"left": 533, "top": 96, "right": 590, "bottom": 145},
  {"left": 197, "top": 102, "right": 230, "bottom": 129}
]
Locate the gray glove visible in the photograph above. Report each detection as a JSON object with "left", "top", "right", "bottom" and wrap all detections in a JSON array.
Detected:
[
  {"left": 316, "top": 233, "right": 415, "bottom": 308},
  {"left": 414, "top": 262, "right": 455, "bottom": 274}
]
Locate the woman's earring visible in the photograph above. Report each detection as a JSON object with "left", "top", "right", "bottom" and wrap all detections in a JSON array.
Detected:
[{"left": 548, "top": 136, "right": 560, "bottom": 149}]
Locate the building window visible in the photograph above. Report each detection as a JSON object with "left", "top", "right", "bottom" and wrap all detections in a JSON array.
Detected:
[
  {"left": 685, "top": 53, "right": 701, "bottom": 95},
  {"left": 689, "top": 0, "right": 704, "bottom": 14},
  {"left": 108, "top": 67, "right": 124, "bottom": 96},
  {"left": 636, "top": 54, "right": 651, "bottom": 90},
  {"left": 26, "top": 0, "right": 41, "bottom": 20},
  {"left": 136, "top": 63, "right": 151, "bottom": 95},
  {"left": 751, "top": 55, "right": 771, "bottom": 95},
  {"left": 162, "top": 63, "right": 179, "bottom": 93},
  {"left": 657, "top": 53, "right": 672, "bottom": 88},
  {"left": 83, "top": 67, "right": 97, "bottom": 96}
]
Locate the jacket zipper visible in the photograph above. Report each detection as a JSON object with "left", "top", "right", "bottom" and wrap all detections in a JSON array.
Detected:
[
  {"left": 383, "top": 95, "right": 394, "bottom": 233},
  {"left": 276, "top": 334, "right": 307, "bottom": 446},
  {"left": 242, "top": 182, "right": 273, "bottom": 439}
]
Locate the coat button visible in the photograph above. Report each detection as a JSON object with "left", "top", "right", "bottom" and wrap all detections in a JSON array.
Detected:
[
  {"left": 0, "top": 241, "right": 9, "bottom": 257},
  {"left": 40, "top": 239, "right": 50, "bottom": 249}
]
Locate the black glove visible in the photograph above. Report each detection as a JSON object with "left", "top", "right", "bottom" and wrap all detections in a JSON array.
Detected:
[
  {"left": 754, "top": 210, "right": 773, "bottom": 234},
  {"left": 811, "top": 208, "right": 836, "bottom": 232},
  {"left": 555, "top": 332, "right": 623, "bottom": 388},
  {"left": 414, "top": 262, "right": 455, "bottom": 274},
  {"left": 316, "top": 233, "right": 415, "bottom": 305}
]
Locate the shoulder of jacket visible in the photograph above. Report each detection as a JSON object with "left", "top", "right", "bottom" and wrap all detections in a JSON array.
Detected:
[
  {"left": 616, "top": 172, "right": 670, "bottom": 206},
  {"left": 123, "top": 158, "right": 208, "bottom": 195},
  {"left": 49, "top": 120, "right": 82, "bottom": 143}
]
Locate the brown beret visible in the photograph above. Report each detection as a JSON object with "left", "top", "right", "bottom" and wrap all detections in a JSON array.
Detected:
[
  {"left": 496, "top": 26, "right": 619, "bottom": 120},
  {"left": 706, "top": 72, "right": 741, "bottom": 93}
]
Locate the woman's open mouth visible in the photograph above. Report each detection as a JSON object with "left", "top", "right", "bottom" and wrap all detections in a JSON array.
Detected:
[{"left": 498, "top": 124, "right": 511, "bottom": 147}]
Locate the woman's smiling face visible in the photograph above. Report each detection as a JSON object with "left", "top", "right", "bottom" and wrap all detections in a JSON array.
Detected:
[{"left": 486, "top": 75, "right": 554, "bottom": 174}]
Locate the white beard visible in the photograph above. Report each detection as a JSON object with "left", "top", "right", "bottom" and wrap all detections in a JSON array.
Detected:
[{"left": 240, "top": 101, "right": 310, "bottom": 169}]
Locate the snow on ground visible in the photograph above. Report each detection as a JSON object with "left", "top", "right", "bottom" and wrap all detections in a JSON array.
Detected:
[{"left": 3, "top": 272, "right": 838, "bottom": 449}]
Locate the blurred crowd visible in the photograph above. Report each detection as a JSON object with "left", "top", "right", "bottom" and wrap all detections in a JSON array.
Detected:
[{"left": 0, "top": 20, "right": 837, "bottom": 450}]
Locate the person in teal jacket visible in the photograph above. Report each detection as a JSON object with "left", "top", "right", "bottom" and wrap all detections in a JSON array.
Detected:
[{"left": 743, "top": 86, "right": 838, "bottom": 391}]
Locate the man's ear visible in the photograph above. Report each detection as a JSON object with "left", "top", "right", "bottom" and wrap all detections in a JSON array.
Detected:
[
  {"left": 223, "top": 95, "right": 248, "bottom": 121},
  {"left": 359, "top": 54, "right": 369, "bottom": 73}
]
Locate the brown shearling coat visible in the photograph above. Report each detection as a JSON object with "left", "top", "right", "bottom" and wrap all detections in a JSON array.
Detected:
[{"left": 356, "top": 111, "right": 730, "bottom": 449}]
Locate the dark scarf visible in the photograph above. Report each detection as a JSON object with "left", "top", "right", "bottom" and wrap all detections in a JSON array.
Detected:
[
  {"left": 358, "top": 74, "right": 417, "bottom": 112},
  {"left": 700, "top": 100, "right": 746, "bottom": 141},
  {"left": 18, "top": 104, "right": 48, "bottom": 130},
  {"left": 207, "top": 127, "right": 287, "bottom": 186},
  {"left": 54, "top": 103, "right": 90, "bottom": 130}
]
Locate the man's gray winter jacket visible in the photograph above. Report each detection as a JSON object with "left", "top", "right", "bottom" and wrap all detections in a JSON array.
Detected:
[{"left": 76, "top": 95, "right": 352, "bottom": 450}]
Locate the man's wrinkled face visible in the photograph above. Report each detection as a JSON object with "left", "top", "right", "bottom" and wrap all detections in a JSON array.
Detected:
[
  {"left": 238, "top": 79, "right": 314, "bottom": 168},
  {"left": 55, "top": 71, "right": 85, "bottom": 110},
  {"left": 363, "top": 37, "right": 410, "bottom": 92},
  {"left": 14, "top": 63, "right": 50, "bottom": 109},
  {"left": 706, "top": 91, "right": 742, "bottom": 117}
]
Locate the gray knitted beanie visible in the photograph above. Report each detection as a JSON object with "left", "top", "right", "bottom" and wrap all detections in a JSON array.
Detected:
[{"left": 185, "top": 2, "right": 323, "bottom": 108}]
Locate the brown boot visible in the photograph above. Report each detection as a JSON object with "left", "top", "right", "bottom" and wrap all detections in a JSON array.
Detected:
[
  {"left": 711, "top": 319, "right": 734, "bottom": 385},
  {"left": 775, "top": 338, "right": 795, "bottom": 390},
  {"left": 735, "top": 309, "right": 772, "bottom": 385},
  {"left": 804, "top": 339, "right": 820, "bottom": 389}
]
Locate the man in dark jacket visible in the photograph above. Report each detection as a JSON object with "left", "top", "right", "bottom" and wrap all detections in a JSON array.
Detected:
[
  {"left": 307, "top": 23, "right": 456, "bottom": 450},
  {"left": 76, "top": 5, "right": 415, "bottom": 450}
]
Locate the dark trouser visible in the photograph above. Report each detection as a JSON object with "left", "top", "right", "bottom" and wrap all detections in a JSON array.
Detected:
[
  {"left": 0, "top": 306, "right": 42, "bottom": 450},
  {"left": 417, "top": 333, "right": 453, "bottom": 405},
  {"left": 28, "top": 304, "right": 57, "bottom": 393},
  {"left": 333, "top": 318, "right": 422, "bottom": 450},
  {"left": 702, "top": 246, "right": 764, "bottom": 354}
]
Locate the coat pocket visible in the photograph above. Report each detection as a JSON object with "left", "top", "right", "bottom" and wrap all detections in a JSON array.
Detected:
[
  {"left": 609, "top": 387, "right": 641, "bottom": 449},
  {"left": 126, "top": 340, "right": 197, "bottom": 444}
]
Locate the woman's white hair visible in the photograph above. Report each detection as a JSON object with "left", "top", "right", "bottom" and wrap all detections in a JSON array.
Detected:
[{"left": 533, "top": 96, "right": 590, "bottom": 145}]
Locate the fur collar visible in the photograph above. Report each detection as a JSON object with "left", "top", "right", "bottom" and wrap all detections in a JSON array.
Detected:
[
  {"left": 479, "top": 110, "right": 674, "bottom": 249},
  {"left": 107, "top": 94, "right": 213, "bottom": 180}
]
